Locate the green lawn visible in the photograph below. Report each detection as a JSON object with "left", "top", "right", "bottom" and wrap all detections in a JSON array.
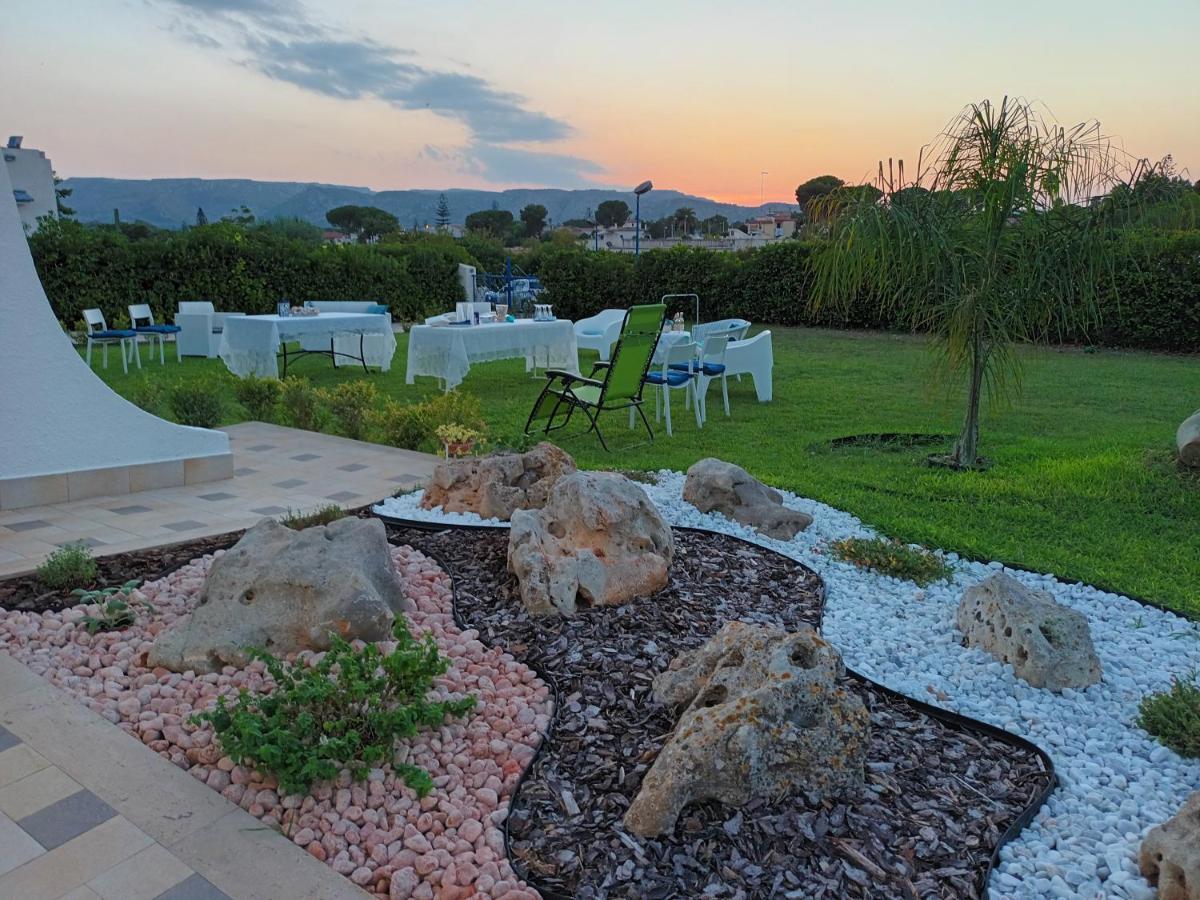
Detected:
[{"left": 92, "top": 327, "right": 1200, "bottom": 615}]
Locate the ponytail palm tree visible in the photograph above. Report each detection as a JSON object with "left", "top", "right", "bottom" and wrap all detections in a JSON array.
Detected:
[{"left": 809, "top": 97, "right": 1136, "bottom": 468}]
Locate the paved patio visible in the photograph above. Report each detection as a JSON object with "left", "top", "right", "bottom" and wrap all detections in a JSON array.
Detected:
[
  {"left": 0, "top": 423, "right": 438, "bottom": 577},
  {"left": 0, "top": 654, "right": 365, "bottom": 900}
]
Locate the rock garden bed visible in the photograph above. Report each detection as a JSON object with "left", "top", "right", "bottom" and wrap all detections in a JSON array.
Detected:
[
  {"left": 385, "top": 523, "right": 1054, "bottom": 899},
  {"left": 0, "top": 532, "right": 551, "bottom": 900}
]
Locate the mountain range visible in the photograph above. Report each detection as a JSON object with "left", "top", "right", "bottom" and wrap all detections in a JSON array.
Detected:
[{"left": 60, "top": 178, "right": 797, "bottom": 230}]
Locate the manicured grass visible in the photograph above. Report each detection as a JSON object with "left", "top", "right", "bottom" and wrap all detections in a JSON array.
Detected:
[{"left": 92, "top": 328, "right": 1200, "bottom": 614}]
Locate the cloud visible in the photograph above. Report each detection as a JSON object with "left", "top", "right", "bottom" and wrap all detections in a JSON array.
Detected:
[
  {"left": 155, "top": 0, "right": 602, "bottom": 184},
  {"left": 466, "top": 143, "right": 604, "bottom": 187}
]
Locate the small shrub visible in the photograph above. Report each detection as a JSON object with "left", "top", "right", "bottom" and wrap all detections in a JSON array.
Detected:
[
  {"left": 1138, "top": 675, "right": 1200, "bottom": 758},
  {"left": 279, "top": 376, "right": 324, "bottom": 431},
  {"left": 423, "top": 391, "right": 486, "bottom": 436},
  {"left": 829, "top": 536, "right": 953, "bottom": 586},
  {"left": 127, "top": 376, "right": 168, "bottom": 415},
  {"left": 281, "top": 504, "right": 346, "bottom": 530},
  {"left": 373, "top": 399, "right": 429, "bottom": 450},
  {"left": 321, "top": 380, "right": 379, "bottom": 440},
  {"left": 193, "top": 620, "right": 476, "bottom": 795},
  {"left": 37, "top": 543, "right": 98, "bottom": 590},
  {"left": 167, "top": 380, "right": 225, "bottom": 428},
  {"left": 234, "top": 375, "right": 281, "bottom": 422}
]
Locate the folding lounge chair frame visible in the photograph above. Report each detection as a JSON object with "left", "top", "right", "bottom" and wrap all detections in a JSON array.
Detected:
[{"left": 524, "top": 303, "right": 665, "bottom": 452}]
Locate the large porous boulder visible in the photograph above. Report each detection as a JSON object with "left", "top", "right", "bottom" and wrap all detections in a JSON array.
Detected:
[
  {"left": 955, "top": 572, "right": 1101, "bottom": 691},
  {"left": 147, "top": 517, "right": 410, "bottom": 673},
  {"left": 1140, "top": 792, "right": 1200, "bottom": 900},
  {"left": 421, "top": 442, "right": 575, "bottom": 520},
  {"left": 624, "top": 621, "right": 870, "bottom": 838},
  {"left": 682, "top": 457, "right": 812, "bottom": 539},
  {"left": 1179, "top": 410, "right": 1200, "bottom": 469},
  {"left": 507, "top": 471, "right": 673, "bottom": 616}
]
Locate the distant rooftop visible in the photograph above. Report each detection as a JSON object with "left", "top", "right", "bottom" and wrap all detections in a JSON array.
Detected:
[{"left": 12, "top": 189, "right": 33, "bottom": 203}]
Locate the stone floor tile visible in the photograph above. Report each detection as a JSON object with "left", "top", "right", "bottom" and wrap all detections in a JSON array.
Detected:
[
  {"left": 196, "top": 493, "right": 236, "bottom": 502},
  {"left": 0, "top": 816, "right": 153, "bottom": 900},
  {"left": 160, "top": 521, "right": 208, "bottom": 533},
  {"left": 108, "top": 505, "right": 153, "bottom": 515},
  {"left": 18, "top": 789, "right": 117, "bottom": 850},
  {"left": 56, "top": 537, "right": 106, "bottom": 549},
  {"left": 5, "top": 520, "right": 52, "bottom": 532},
  {"left": 248, "top": 506, "right": 287, "bottom": 516},
  {"left": 0, "top": 766, "right": 82, "bottom": 820},
  {"left": 0, "top": 811, "right": 43, "bottom": 877},
  {"left": 153, "top": 872, "right": 233, "bottom": 900},
  {"left": 337, "top": 463, "right": 368, "bottom": 472},
  {"left": 0, "top": 744, "right": 50, "bottom": 788},
  {"left": 58, "top": 885, "right": 103, "bottom": 900},
  {"left": 88, "top": 843, "right": 194, "bottom": 900},
  {"left": 325, "top": 491, "right": 360, "bottom": 502},
  {"left": 271, "top": 478, "right": 306, "bottom": 489},
  {"left": 0, "top": 725, "right": 19, "bottom": 753}
]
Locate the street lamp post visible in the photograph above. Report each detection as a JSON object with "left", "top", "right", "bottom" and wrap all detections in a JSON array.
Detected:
[{"left": 633, "top": 180, "right": 653, "bottom": 255}]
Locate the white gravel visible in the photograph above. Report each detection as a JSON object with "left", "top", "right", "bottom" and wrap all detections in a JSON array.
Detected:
[{"left": 377, "top": 473, "right": 1200, "bottom": 900}]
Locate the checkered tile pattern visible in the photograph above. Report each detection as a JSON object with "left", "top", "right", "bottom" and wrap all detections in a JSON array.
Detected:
[{"left": 0, "top": 727, "right": 231, "bottom": 899}]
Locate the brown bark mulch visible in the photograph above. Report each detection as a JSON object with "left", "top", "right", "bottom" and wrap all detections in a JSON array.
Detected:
[
  {"left": 387, "top": 523, "right": 1053, "bottom": 900},
  {"left": 0, "top": 532, "right": 243, "bottom": 613}
]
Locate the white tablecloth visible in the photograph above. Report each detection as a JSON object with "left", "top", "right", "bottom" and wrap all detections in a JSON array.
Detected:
[
  {"left": 218, "top": 313, "right": 396, "bottom": 379},
  {"left": 406, "top": 320, "right": 578, "bottom": 390}
]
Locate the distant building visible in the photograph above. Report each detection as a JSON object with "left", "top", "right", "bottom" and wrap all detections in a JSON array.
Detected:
[
  {"left": 745, "top": 213, "right": 796, "bottom": 241},
  {"left": 322, "top": 229, "right": 353, "bottom": 245},
  {"left": 3, "top": 137, "right": 57, "bottom": 233}
]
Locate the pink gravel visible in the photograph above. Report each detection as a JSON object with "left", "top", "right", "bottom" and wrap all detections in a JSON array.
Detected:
[{"left": 0, "top": 544, "right": 552, "bottom": 900}]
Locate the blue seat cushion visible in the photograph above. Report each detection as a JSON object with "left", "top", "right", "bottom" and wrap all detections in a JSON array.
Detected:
[
  {"left": 366, "top": 304, "right": 390, "bottom": 315},
  {"left": 92, "top": 329, "right": 136, "bottom": 338},
  {"left": 135, "top": 324, "right": 181, "bottom": 334},
  {"left": 645, "top": 370, "right": 693, "bottom": 387},
  {"left": 670, "top": 361, "right": 725, "bottom": 376}
]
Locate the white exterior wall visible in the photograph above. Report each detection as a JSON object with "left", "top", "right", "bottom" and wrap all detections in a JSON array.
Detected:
[
  {"left": 0, "top": 161, "right": 230, "bottom": 503},
  {"left": 3, "top": 144, "right": 57, "bottom": 233}
]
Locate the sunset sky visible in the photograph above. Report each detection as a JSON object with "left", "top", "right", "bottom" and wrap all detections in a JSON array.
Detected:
[{"left": 6, "top": 0, "right": 1199, "bottom": 205}]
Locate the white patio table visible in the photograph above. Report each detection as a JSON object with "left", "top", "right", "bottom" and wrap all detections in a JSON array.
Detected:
[
  {"left": 405, "top": 319, "right": 578, "bottom": 391},
  {"left": 218, "top": 312, "right": 396, "bottom": 379}
]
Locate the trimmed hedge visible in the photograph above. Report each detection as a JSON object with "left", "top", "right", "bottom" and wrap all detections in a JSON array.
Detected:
[
  {"left": 29, "top": 221, "right": 470, "bottom": 329},
  {"left": 525, "top": 234, "right": 1199, "bottom": 350},
  {"left": 29, "top": 220, "right": 1200, "bottom": 351}
]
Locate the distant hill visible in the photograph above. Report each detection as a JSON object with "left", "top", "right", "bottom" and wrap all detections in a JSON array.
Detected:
[{"left": 61, "top": 177, "right": 796, "bottom": 229}]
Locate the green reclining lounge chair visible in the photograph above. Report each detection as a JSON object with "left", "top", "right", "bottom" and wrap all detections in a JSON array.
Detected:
[{"left": 524, "top": 303, "right": 666, "bottom": 451}]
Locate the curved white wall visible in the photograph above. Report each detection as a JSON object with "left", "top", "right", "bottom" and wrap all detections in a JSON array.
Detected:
[{"left": 0, "top": 161, "right": 230, "bottom": 501}]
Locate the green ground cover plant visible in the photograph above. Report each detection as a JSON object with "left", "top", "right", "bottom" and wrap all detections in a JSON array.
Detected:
[
  {"left": 829, "top": 537, "right": 953, "bottom": 586},
  {"left": 194, "top": 621, "right": 476, "bottom": 796},
  {"left": 1138, "top": 674, "right": 1200, "bottom": 757}
]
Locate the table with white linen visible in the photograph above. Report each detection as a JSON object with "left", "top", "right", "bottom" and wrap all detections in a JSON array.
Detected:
[
  {"left": 405, "top": 319, "right": 578, "bottom": 391},
  {"left": 218, "top": 313, "right": 396, "bottom": 379}
]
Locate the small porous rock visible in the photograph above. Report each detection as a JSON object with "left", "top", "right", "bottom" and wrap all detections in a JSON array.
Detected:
[
  {"left": 507, "top": 471, "right": 673, "bottom": 616},
  {"left": 1140, "top": 791, "right": 1200, "bottom": 900},
  {"left": 421, "top": 442, "right": 575, "bottom": 520},
  {"left": 624, "top": 621, "right": 869, "bottom": 838},
  {"left": 682, "top": 457, "right": 813, "bottom": 539},
  {"left": 955, "top": 572, "right": 1102, "bottom": 691},
  {"left": 1179, "top": 409, "right": 1200, "bottom": 468},
  {"left": 148, "top": 517, "right": 410, "bottom": 673}
]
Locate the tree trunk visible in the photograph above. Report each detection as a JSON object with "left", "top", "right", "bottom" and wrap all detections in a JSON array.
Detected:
[{"left": 953, "top": 338, "right": 986, "bottom": 468}]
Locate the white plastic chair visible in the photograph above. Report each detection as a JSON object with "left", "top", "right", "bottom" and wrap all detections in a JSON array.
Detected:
[
  {"left": 176, "top": 302, "right": 245, "bottom": 358},
  {"left": 128, "top": 303, "right": 181, "bottom": 365},
  {"left": 82, "top": 309, "right": 140, "bottom": 374},
  {"left": 723, "top": 330, "right": 774, "bottom": 402},
  {"left": 574, "top": 309, "right": 626, "bottom": 362},
  {"left": 692, "top": 318, "right": 751, "bottom": 342},
  {"left": 676, "top": 328, "right": 735, "bottom": 422},
  {"left": 644, "top": 340, "right": 700, "bottom": 436}
]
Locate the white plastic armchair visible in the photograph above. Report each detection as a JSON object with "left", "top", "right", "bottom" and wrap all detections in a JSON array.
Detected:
[
  {"left": 722, "top": 330, "right": 773, "bottom": 402},
  {"left": 175, "top": 301, "right": 245, "bottom": 358},
  {"left": 692, "top": 318, "right": 751, "bottom": 342},
  {"left": 574, "top": 308, "right": 626, "bottom": 362}
]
